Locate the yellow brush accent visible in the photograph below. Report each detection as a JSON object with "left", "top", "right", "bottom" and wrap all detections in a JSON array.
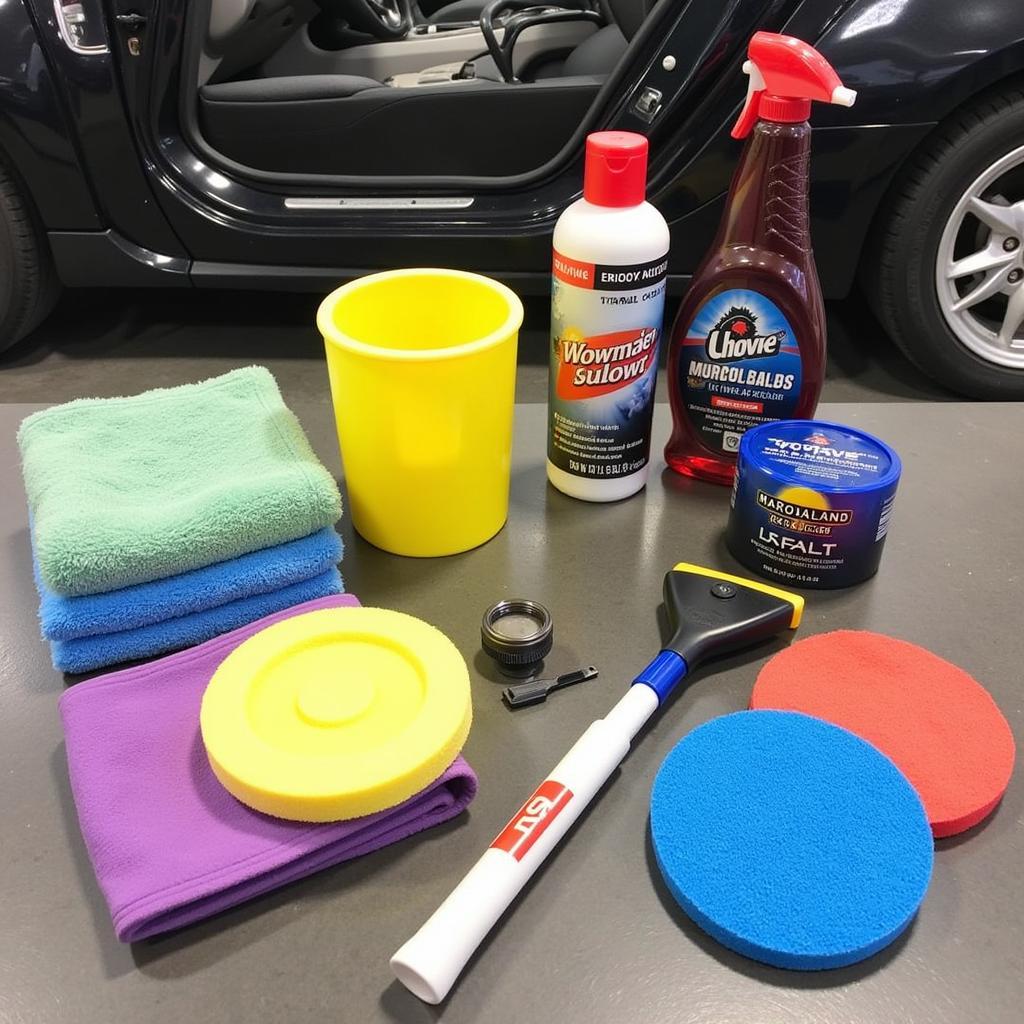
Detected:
[
  {"left": 200, "top": 607, "right": 472, "bottom": 822},
  {"left": 671, "top": 562, "right": 804, "bottom": 628}
]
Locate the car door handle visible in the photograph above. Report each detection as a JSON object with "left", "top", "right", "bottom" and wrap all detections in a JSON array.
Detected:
[{"left": 114, "top": 12, "right": 148, "bottom": 31}]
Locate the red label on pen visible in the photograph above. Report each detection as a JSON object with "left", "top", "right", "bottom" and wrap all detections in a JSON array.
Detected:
[{"left": 490, "top": 780, "right": 573, "bottom": 861}]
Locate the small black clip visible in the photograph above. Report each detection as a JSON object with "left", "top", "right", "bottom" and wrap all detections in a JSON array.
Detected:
[{"left": 502, "top": 667, "right": 598, "bottom": 709}]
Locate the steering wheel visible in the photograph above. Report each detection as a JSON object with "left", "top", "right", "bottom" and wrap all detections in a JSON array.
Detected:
[{"left": 322, "top": 0, "right": 414, "bottom": 41}]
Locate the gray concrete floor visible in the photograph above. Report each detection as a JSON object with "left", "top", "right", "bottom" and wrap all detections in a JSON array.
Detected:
[{"left": 0, "top": 288, "right": 953, "bottom": 406}]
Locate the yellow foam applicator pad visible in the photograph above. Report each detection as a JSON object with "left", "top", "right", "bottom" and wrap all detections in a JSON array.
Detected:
[{"left": 200, "top": 607, "right": 472, "bottom": 822}]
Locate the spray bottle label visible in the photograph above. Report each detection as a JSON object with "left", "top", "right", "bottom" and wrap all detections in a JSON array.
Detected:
[
  {"left": 548, "top": 249, "right": 667, "bottom": 479},
  {"left": 678, "top": 289, "right": 802, "bottom": 455}
]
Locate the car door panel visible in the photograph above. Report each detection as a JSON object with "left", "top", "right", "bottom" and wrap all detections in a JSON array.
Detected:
[
  {"left": 118, "top": 0, "right": 799, "bottom": 273},
  {"left": 22, "top": 0, "right": 187, "bottom": 255}
]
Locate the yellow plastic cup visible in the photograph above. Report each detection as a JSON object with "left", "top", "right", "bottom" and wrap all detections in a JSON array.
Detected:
[{"left": 319, "top": 269, "right": 523, "bottom": 557}]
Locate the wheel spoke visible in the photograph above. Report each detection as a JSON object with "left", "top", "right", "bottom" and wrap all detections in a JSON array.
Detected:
[
  {"left": 997, "top": 285, "right": 1024, "bottom": 348},
  {"left": 951, "top": 264, "right": 1012, "bottom": 312},
  {"left": 946, "top": 246, "right": 1015, "bottom": 280},
  {"left": 967, "top": 195, "right": 1020, "bottom": 235}
]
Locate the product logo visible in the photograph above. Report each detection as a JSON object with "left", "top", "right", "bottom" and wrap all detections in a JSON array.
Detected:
[
  {"left": 705, "top": 307, "right": 784, "bottom": 363},
  {"left": 490, "top": 780, "right": 573, "bottom": 861},
  {"left": 556, "top": 326, "right": 658, "bottom": 400},
  {"left": 767, "top": 436, "right": 863, "bottom": 462},
  {"left": 757, "top": 489, "right": 853, "bottom": 535}
]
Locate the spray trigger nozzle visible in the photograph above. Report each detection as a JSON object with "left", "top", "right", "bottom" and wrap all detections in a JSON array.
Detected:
[
  {"left": 733, "top": 59, "right": 767, "bottom": 140},
  {"left": 731, "top": 32, "right": 856, "bottom": 139}
]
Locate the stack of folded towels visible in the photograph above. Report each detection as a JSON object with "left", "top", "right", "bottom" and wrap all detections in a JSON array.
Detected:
[{"left": 18, "top": 366, "right": 345, "bottom": 673}]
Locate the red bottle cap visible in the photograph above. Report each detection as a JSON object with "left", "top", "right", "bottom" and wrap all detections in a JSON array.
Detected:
[
  {"left": 583, "top": 131, "right": 649, "bottom": 208},
  {"left": 758, "top": 95, "right": 812, "bottom": 123}
]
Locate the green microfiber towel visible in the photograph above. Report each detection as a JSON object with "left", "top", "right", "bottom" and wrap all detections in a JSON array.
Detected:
[{"left": 19, "top": 366, "right": 342, "bottom": 596}]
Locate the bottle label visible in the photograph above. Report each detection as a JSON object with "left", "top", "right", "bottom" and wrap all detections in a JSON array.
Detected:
[
  {"left": 548, "top": 248, "right": 668, "bottom": 480},
  {"left": 679, "top": 289, "right": 802, "bottom": 456}
]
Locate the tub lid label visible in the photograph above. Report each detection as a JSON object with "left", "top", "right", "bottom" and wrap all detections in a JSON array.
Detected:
[{"left": 752, "top": 423, "right": 894, "bottom": 486}]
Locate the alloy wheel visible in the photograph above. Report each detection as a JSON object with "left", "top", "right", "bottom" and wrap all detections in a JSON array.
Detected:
[{"left": 935, "top": 143, "right": 1024, "bottom": 369}]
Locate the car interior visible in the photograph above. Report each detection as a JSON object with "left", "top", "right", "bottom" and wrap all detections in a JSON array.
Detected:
[{"left": 193, "top": 0, "right": 653, "bottom": 178}]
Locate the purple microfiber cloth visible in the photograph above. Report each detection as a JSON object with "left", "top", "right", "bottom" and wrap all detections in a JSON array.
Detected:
[{"left": 58, "top": 593, "right": 478, "bottom": 942}]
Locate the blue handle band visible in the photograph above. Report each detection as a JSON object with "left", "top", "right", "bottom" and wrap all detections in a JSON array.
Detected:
[{"left": 633, "top": 650, "right": 688, "bottom": 704}]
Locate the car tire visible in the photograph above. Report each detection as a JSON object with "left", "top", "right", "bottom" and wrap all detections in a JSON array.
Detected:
[
  {"left": 862, "top": 84, "right": 1024, "bottom": 399},
  {"left": 0, "top": 154, "right": 60, "bottom": 355}
]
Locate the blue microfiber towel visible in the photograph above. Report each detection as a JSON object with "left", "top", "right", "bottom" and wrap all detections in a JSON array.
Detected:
[
  {"left": 50, "top": 569, "right": 344, "bottom": 674},
  {"left": 650, "top": 710, "right": 933, "bottom": 970},
  {"left": 37, "top": 528, "right": 343, "bottom": 641},
  {"left": 19, "top": 367, "right": 343, "bottom": 596}
]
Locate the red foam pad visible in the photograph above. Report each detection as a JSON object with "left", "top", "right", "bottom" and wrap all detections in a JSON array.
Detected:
[{"left": 751, "top": 631, "right": 1015, "bottom": 838}]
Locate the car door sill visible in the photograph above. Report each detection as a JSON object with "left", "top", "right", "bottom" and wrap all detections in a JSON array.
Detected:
[{"left": 282, "top": 197, "right": 475, "bottom": 210}]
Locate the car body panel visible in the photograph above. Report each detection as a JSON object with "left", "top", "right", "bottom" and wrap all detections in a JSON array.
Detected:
[
  {"left": 18, "top": 0, "right": 186, "bottom": 254},
  {"left": 0, "top": 0, "right": 100, "bottom": 228},
  {"left": 4, "top": 0, "right": 1024, "bottom": 296},
  {"left": 813, "top": 0, "right": 1024, "bottom": 126}
]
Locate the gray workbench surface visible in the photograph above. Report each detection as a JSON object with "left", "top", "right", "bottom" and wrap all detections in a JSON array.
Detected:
[{"left": 1, "top": 402, "right": 1021, "bottom": 1024}]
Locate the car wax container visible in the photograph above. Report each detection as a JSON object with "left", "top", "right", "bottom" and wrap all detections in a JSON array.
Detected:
[
  {"left": 664, "top": 32, "right": 857, "bottom": 485},
  {"left": 726, "top": 420, "right": 902, "bottom": 589},
  {"left": 547, "top": 131, "right": 670, "bottom": 501}
]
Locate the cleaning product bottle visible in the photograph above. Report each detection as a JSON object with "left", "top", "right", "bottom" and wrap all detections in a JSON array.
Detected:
[
  {"left": 664, "top": 32, "right": 856, "bottom": 485},
  {"left": 547, "top": 131, "right": 670, "bottom": 501}
]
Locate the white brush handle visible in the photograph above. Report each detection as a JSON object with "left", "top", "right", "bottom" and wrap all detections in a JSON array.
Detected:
[{"left": 390, "top": 684, "right": 660, "bottom": 1004}]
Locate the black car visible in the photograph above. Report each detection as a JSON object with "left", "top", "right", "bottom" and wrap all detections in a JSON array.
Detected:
[{"left": 3, "top": 0, "right": 1024, "bottom": 397}]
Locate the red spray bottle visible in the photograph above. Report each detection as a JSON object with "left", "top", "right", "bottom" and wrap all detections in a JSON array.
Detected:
[{"left": 664, "top": 32, "right": 856, "bottom": 484}]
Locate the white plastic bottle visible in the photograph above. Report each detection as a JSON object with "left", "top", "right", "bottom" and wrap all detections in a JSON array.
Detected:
[{"left": 547, "top": 131, "right": 671, "bottom": 501}]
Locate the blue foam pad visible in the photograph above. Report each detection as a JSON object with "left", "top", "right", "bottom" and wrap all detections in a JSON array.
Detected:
[{"left": 650, "top": 710, "right": 933, "bottom": 970}]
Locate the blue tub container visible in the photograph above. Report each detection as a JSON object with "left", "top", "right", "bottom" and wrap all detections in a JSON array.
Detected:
[{"left": 726, "top": 420, "right": 902, "bottom": 589}]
